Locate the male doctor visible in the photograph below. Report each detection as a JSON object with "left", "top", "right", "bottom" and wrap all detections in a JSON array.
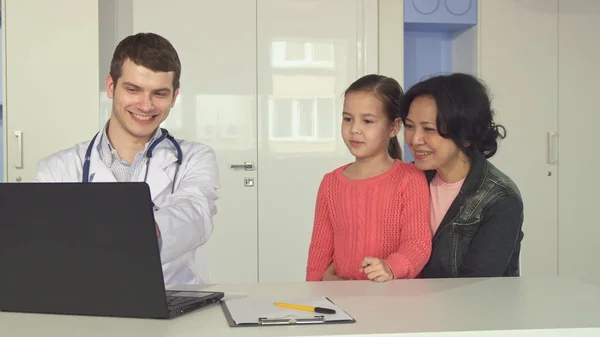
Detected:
[{"left": 34, "top": 32, "right": 219, "bottom": 285}]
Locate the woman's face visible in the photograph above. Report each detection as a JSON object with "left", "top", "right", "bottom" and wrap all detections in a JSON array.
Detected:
[{"left": 403, "top": 96, "right": 463, "bottom": 172}]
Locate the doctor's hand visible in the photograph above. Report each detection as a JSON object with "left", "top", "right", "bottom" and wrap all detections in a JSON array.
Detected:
[
  {"left": 155, "top": 222, "right": 161, "bottom": 238},
  {"left": 360, "top": 257, "right": 393, "bottom": 282},
  {"left": 322, "top": 262, "right": 347, "bottom": 281}
]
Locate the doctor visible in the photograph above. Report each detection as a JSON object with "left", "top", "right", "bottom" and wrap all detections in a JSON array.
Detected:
[{"left": 34, "top": 32, "right": 219, "bottom": 285}]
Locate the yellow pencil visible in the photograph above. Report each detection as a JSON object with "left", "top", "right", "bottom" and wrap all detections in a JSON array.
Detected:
[{"left": 274, "top": 302, "right": 336, "bottom": 314}]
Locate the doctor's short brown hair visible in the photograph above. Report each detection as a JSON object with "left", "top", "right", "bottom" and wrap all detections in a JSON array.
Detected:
[{"left": 109, "top": 32, "right": 181, "bottom": 91}]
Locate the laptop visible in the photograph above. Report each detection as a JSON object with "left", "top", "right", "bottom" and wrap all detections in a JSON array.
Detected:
[{"left": 0, "top": 182, "right": 224, "bottom": 319}]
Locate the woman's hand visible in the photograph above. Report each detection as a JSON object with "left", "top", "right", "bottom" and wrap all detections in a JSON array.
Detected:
[
  {"left": 322, "top": 262, "right": 347, "bottom": 281},
  {"left": 360, "top": 257, "right": 393, "bottom": 282}
]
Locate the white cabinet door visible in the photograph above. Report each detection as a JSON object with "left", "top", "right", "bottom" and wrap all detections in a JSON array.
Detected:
[
  {"left": 557, "top": 0, "right": 600, "bottom": 286},
  {"left": 257, "top": 0, "right": 378, "bottom": 283},
  {"left": 3, "top": 0, "right": 100, "bottom": 182},
  {"left": 123, "top": 0, "right": 258, "bottom": 284},
  {"left": 478, "top": 0, "right": 559, "bottom": 276}
]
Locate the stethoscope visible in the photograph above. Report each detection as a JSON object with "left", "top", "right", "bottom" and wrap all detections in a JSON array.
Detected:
[{"left": 82, "top": 128, "right": 183, "bottom": 194}]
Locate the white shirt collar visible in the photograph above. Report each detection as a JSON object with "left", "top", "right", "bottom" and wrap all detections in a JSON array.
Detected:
[{"left": 97, "top": 121, "right": 163, "bottom": 166}]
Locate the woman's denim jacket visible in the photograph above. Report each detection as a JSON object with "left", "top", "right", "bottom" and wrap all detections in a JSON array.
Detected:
[{"left": 421, "top": 151, "right": 525, "bottom": 278}]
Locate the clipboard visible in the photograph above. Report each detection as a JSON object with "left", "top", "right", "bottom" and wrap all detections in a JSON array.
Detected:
[{"left": 220, "top": 296, "right": 356, "bottom": 327}]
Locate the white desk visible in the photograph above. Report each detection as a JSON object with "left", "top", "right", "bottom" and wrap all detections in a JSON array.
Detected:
[{"left": 2, "top": 276, "right": 600, "bottom": 337}]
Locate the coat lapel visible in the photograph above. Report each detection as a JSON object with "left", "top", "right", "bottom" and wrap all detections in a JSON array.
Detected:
[
  {"left": 429, "top": 151, "right": 488, "bottom": 242},
  {"left": 85, "top": 141, "right": 118, "bottom": 183},
  {"left": 144, "top": 148, "right": 178, "bottom": 200},
  {"left": 91, "top": 164, "right": 118, "bottom": 182}
]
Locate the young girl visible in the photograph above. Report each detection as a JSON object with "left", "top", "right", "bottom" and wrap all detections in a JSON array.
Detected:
[
  {"left": 306, "top": 74, "right": 432, "bottom": 282},
  {"left": 401, "top": 73, "right": 524, "bottom": 277}
]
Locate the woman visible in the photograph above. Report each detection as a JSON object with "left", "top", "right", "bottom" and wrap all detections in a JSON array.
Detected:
[{"left": 400, "top": 73, "right": 524, "bottom": 278}]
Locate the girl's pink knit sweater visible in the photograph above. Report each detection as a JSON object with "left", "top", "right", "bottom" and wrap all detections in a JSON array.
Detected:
[{"left": 306, "top": 160, "right": 432, "bottom": 281}]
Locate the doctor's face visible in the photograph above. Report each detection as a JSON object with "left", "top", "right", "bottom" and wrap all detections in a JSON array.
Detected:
[{"left": 106, "top": 58, "right": 179, "bottom": 142}]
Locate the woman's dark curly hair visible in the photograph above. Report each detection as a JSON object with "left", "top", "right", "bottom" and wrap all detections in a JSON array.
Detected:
[{"left": 399, "top": 73, "right": 506, "bottom": 159}]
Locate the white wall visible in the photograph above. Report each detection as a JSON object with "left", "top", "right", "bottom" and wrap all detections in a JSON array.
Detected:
[
  {"left": 3, "top": 0, "right": 100, "bottom": 183},
  {"left": 556, "top": 0, "right": 600, "bottom": 287}
]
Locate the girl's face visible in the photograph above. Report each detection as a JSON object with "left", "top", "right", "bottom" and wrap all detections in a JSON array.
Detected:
[
  {"left": 404, "top": 96, "right": 464, "bottom": 172},
  {"left": 341, "top": 91, "right": 400, "bottom": 161}
]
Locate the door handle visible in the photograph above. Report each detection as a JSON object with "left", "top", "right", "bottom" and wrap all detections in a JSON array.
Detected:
[
  {"left": 230, "top": 161, "right": 255, "bottom": 171},
  {"left": 14, "top": 131, "right": 23, "bottom": 169},
  {"left": 547, "top": 131, "right": 557, "bottom": 164}
]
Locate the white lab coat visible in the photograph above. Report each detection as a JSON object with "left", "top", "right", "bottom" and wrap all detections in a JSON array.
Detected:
[{"left": 34, "top": 132, "right": 219, "bottom": 285}]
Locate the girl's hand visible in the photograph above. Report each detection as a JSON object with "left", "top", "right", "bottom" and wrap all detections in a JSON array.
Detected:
[{"left": 360, "top": 257, "right": 393, "bottom": 282}]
